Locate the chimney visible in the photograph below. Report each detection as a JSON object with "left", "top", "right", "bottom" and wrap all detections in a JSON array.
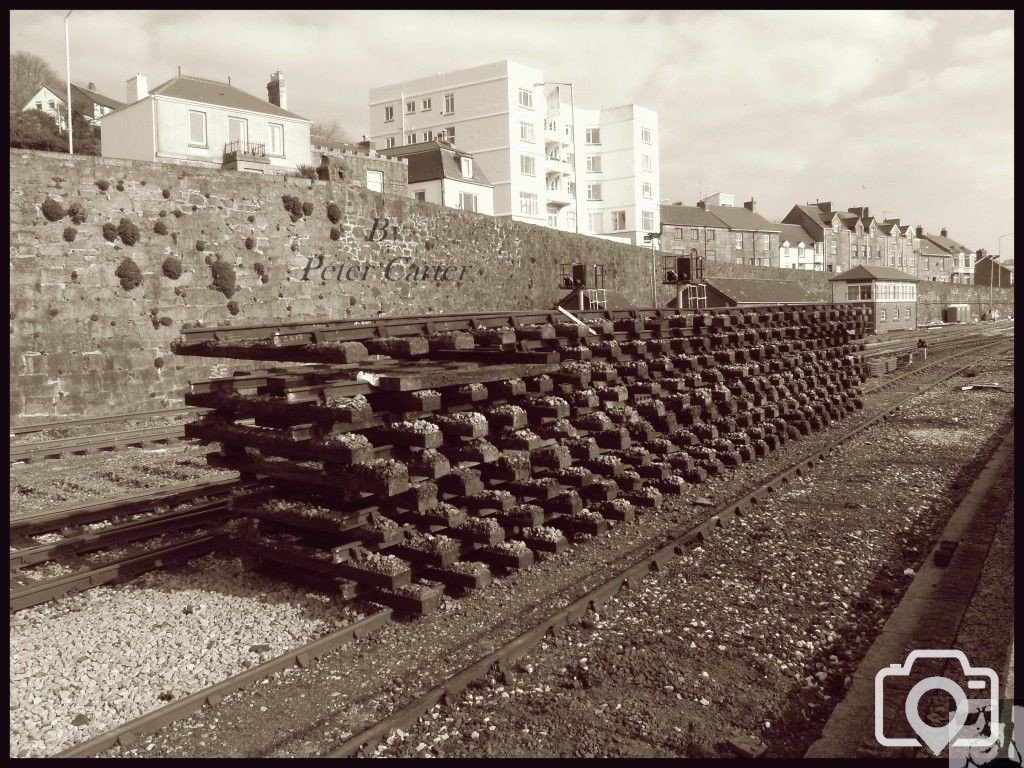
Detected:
[
  {"left": 673, "top": 201, "right": 683, "bottom": 206},
  {"left": 744, "top": 198, "right": 756, "bottom": 212},
  {"left": 818, "top": 201, "right": 832, "bottom": 214},
  {"left": 696, "top": 200, "right": 706, "bottom": 210},
  {"left": 127, "top": 73, "right": 148, "bottom": 104},
  {"left": 915, "top": 225, "right": 924, "bottom": 237},
  {"left": 87, "top": 81, "right": 96, "bottom": 91},
  {"left": 940, "top": 227, "right": 948, "bottom": 238},
  {"left": 267, "top": 71, "right": 287, "bottom": 110}
]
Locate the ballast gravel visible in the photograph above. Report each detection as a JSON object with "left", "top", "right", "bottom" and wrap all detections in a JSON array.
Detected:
[{"left": 9, "top": 555, "right": 365, "bottom": 758}]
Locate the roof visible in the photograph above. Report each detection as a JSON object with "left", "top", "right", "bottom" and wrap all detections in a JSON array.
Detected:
[
  {"left": 659, "top": 204, "right": 727, "bottom": 229},
  {"left": 379, "top": 141, "right": 491, "bottom": 186},
  {"left": 108, "top": 74, "right": 308, "bottom": 121},
  {"left": 703, "top": 205, "right": 780, "bottom": 233},
  {"left": 776, "top": 223, "right": 816, "bottom": 246},
  {"left": 704, "top": 277, "right": 815, "bottom": 305},
  {"left": 828, "top": 265, "right": 921, "bottom": 282},
  {"left": 921, "top": 231, "right": 970, "bottom": 254},
  {"left": 71, "top": 83, "right": 123, "bottom": 111},
  {"left": 916, "top": 238, "right": 950, "bottom": 258}
]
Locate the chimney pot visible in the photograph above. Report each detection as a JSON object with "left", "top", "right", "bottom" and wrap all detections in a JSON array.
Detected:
[
  {"left": 87, "top": 82, "right": 95, "bottom": 91},
  {"left": 267, "top": 71, "right": 287, "bottom": 110},
  {"left": 940, "top": 227, "right": 948, "bottom": 238},
  {"left": 744, "top": 198, "right": 756, "bottom": 212},
  {"left": 915, "top": 225, "right": 924, "bottom": 237},
  {"left": 126, "top": 73, "right": 148, "bottom": 104}
]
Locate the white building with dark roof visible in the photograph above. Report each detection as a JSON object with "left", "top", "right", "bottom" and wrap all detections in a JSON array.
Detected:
[
  {"left": 99, "top": 71, "right": 311, "bottom": 173},
  {"left": 22, "top": 82, "right": 123, "bottom": 130},
  {"left": 379, "top": 139, "right": 494, "bottom": 215}
]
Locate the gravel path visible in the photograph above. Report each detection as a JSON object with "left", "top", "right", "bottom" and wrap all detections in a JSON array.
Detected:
[
  {"left": 100, "top": 344, "right": 1013, "bottom": 758},
  {"left": 9, "top": 443, "right": 233, "bottom": 520},
  {"left": 366, "top": 356, "right": 1016, "bottom": 758},
  {"left": 9, "top": 555, "right": 365, "bottom": 758}
]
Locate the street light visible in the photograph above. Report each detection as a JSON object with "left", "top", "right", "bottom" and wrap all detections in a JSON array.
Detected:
[
  {"left": 65, "top": 10, "right": 73, "bottom": 155},
  {"left": 534, "top": 81, "right": 578, "bottom": 234}
]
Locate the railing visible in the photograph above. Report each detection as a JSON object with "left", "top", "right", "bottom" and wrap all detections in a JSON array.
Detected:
[{"left": 224, "top": 140, "right": 267, "bottom": 159}]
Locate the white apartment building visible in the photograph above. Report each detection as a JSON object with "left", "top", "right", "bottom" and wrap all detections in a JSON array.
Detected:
[{"left": 368, "top": 59, "right": 659, "bottom": 245}]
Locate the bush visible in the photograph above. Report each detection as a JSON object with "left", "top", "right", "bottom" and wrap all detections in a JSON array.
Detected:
[
  {"left": 116, "top": 180, "right": 125, "bottom": 192},
  {"left": 196, "top": 240, "right": 207, "bottom": 251},
  {"left": 101, "top": 222, "right": 118, "bottom": 242},
  {"left": 162, "top": 188, "right": 171, "bottom": 199},
  {"left": 244, "top": 236, "right": 255, "bottom": 250},
  {"left": 173, "top": 209, "right": 183, "bottom": 218},
  {"left": 301, "top": 201, "right": 314, "bottom": 217},
  {"left": 159, "top": 316, "right": 173, "bottom": 326},
  {"left": 49, "top": 307, "right": 59, "bottom": 317},
  {"left": 9, "top": 110, "right": 66, "bottom": 152},
  {"left": 162, "top": 257, "right": 183, "bottom": 280},
  {"left": 327, "top": 201, "right": 341, "bottom": 223},
  {"left": 67, "top": 201, "right": 87, "bottom": 224},
  {"left": 154, "top": 357, "right": 165, "bottom": 369},
  {"left": 41, "top": 198, "right": 65, "bottom": 222},
  {"left": 227, "top": 300, "right": 240, "bottom": 315},
  {"left": 211, "top": 260, "right": 237, "bottom": 298},
  {"left": 96, "top": 179, "right": 110, "bottom": 191},
  {"left": 158, "top": 209, "right": 167, "bottom": 217},
  {"left": 281, "top": 194, "right": 304, "bottom": 219},
  {"left": 117, "top": 217, "right": 140, "bottom": 246},
  {"left": 296, "top": 164, "right": 319, "bottom": 180},
  {"left": 154, "top": 220, "right": 169, "bottom": 236},
  {"left": 63, "top": 226, "right": 77, "bottom": 242},
  {"left": 90, "top": 313, "right": 100, "bottom": 322},
  {"left": 247, "top": 215, "right": 256, "bottom": 223},
  {"left": 330, "top": 226, "right": 341, "bottom": 241},
  {"left": 115, "top": 257, "right": 143, "bottom": 291}
]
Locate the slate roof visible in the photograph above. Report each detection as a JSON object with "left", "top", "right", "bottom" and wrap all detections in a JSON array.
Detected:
[
  {"left": 704, "top": 277, "right": 815, "bottom": 305},
  {"left": 917, "top": 238, "right": 951, "bottom": 258},
  {"left": 106, "top": 74, "right": 308, "bottom": 121},
  {"left": 828, "top": 265, "right": 920, "bottom": 282},
  {"left": 921, "top": 231, "right": 970, "bottom": 254},
  {"left": 379, "top": 141, "right": 491, "bottom": 186},
  {"left": 703, "top": 205, "right": 780, "bottom": 233},
  {"left": 776, "top": 223, "right": 816, "bottom": 246},
  {"left": 71, "top": 83, "right": 123, "bottom": 111},
  {"left": 659, "top": 204, "right": 728, "bottom": 229}
]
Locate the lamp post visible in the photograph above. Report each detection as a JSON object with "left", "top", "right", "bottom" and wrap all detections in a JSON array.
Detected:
[
  {"left": 535, "top": 81, "right": 578, "bottom": 233},
  {"left": 65, "top": 10, "right": 73, "bottom": 154}
]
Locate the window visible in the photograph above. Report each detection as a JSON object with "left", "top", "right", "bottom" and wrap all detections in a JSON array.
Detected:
[
  {"left": 612, "top": 211, "right": 626, "bottom": 231},
  {"left": 268, "top": 123, "right": 284, "bottom": 156},
  {"left": 760, "top": 233, "right": 769, "bottom": 250},
  {"left": 422, "top": 97, "right": 432, "bottom": 111},
  {"left": 520, "top": 121, "right": 535, "bottom": 143},
  {"left": 48, "top": 99, "right": 55, "bottom": 110},
  {"left": 691, "top": 228, "right": 699, "bottom": 241},
  {"left": 924, "top": 259, "right": 929, "bottom": 271},
  {"left": 188, "top": 110, "right": 207, "bottom": 146},
  {"left": 385, "top": 137, "right": 396, "bottom": 149},
  {"left": 414, "top": 190, "right": 426, "bottom": 202},
  {"left": 384, "top": 105, "right": 394, "bottom": 122},
  {"left": 520, "top": 192, "right": 539, "bottom": 216},
  {"left": 406, "top": 133, "right": 415, "bottom": 145},
  {"left": 520, "top": 155, "right": 535, "bottom": 176},
  {"left": 735, "top": 233, "right": 743, "bottom": 250},
  {"left": 904, "top": 308, "right": 910, "bottom": 319},
  {"left": 641, "top": 127, "right": 652, "bottom": 143},
  {"left": 642, "top": 210, "right": 654, "bottom": 231},
  {"left": 589, "top": 212, "right": 603, "bottom": 234},
  {"left": 35, "top": 101, "right": 42, "bottom": 110},
  {"left": 586, "top": 155, "right": 601, "bottom": 173},
  {"left": 459, "top": 192, "right": 478, "bottom": 213},
  {"left": 586, "top": 183, "right": 602, "bottom": 201},
  {"left": 642, "top": 182, "right": 653, "bottom": 199},
  {"left": 567, "top": 211, "right": 577, "bottom": 231},
  {"left": 548, "top": 211, "right": 558, "bottom": 227},
  {"left": 879, "top": 309, "right": 887, "bottom": 321},
  {"left": 567, "top": 181, "right": 575, "bottom": 196},
  {"left": 642, "top": 154, "right": 653, "bottom": 171},
  {"left": 846, "top": 286, "right": 860, "bottom": 301},
  {"left": 830, "top": 240, "right": 837, "bottom": 256},
  {"left": 518, "top": 88, "right": 533, "bottom": 109},
  {"left": 405, "top": 101, "right": 416, "bottom": 114},
  {"left": 444, "top": 93, "right": 455, "bottom": 114},
  {"left": 585, "top": 128, "right": 601, "bottom": 144},
  {"left": 444, "top": 125, "right": 455, "bottom": 141},
  {"left": 461, "top": 156, "right": 474, "bottom": 178},
  {"left": 366, "top": 170, "right": 384, "bottom": 193},
  {"left": 708, "top": 230, "right": 715, "bottom": 241}
]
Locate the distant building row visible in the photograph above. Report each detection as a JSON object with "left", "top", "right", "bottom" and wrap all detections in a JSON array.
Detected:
[{"left": 659, "top": 196, "right": 993, "bottom": 285}]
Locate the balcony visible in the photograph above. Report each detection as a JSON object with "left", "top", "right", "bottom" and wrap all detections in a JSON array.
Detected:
[
  {"left": 545, "top": 184, "right": 573, "bottom": 207},
  {"left": 223, "top": 140, "right": 270, "bottom": 170},
  {"left": 545, "top": 156, "right": 572, "bottom": 175}
]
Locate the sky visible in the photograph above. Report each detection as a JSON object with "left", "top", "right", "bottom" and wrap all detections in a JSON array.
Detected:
[{"left": 9, "top": 9, "right": 1015, "bottom": 256}]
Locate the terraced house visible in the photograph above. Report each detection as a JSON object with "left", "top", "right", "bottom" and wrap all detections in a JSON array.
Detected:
[
  {"left": 781, "top": 202, "right": 915, "bottom": 274},
  {"left": 658, "top": 203, "right": 730, "bottom": 260},
  {"left": 917, "top": 227, "right": 975, "bottom": 284},
  {"left": 697, "top": 194, "right": 780, "bottom": 268},
  {"left": 914, "top": 229, "right": 952, "bottom": 281}
]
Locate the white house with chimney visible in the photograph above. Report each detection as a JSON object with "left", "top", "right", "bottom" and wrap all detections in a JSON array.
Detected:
[
  {"left": 99, "top": 71, "right": 311, "bottom": 173},
  {"left": 22, "top": 82, "right": 123, "bottom": 129}
]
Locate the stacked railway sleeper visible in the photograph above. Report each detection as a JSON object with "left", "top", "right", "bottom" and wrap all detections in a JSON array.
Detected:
[{"left": 176, "top": 305, "right": 869, "bottom": 616}]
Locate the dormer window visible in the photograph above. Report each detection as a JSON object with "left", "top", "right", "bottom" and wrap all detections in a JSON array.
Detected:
[
  {"left": 460, "top": 156, "right": 473, "bottom": 178},
  {"left": 832, "top": 218, "right": 840, "bottom": 232}
]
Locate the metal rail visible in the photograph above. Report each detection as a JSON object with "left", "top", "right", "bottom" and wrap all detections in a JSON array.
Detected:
[
  {"left": 10, "top": 407, "right": 200, "bottom": 436},
  {"left": 9, "top": 424, "right": 187, "bottom": 464},
  {"left": 48, "top": 339, "right": 1012, "bottom": 758}
]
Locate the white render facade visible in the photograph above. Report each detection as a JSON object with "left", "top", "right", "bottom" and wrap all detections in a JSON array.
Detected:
[{"left": 368, "top": 60, "right": 659, "bottom": 245}]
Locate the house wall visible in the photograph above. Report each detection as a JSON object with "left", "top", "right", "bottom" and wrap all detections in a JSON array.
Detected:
[
  {"left": 99, "top": 98, "right": 156, "bottom": 162},
  {"left": 660, "top": 224, "right": 731, "bottom": 262},
  {"left": 153, "top": 97, "right": 310, "bottom": 172},
  {"left": 727, "top": 229, "right": 780, "bottom": 269},
  {"left": 442, "top": 178, "right": 495, "bottom": 215},
  {"left": 408, "top": 180, "right": 444, "bottom": 205},
  {"left": 23, "top": 86, "right": 67, "bottom": 129},
  {"left": 8, "top": 149, "right": 1013, "bottom": 421}
]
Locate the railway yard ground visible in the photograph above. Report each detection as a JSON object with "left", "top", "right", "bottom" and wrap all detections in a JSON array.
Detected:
[{"left": 8, "top": 319, "right": 1016, "bottom": 759}]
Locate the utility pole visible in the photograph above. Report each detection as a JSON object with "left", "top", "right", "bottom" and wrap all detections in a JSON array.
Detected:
[{"left": 65, "top": 10, "right": 73, "bottom": 154}]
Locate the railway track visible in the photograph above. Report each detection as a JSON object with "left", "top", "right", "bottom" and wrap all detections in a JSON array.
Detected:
[
  {"left": 10, "top": 406, "right": 200, "bottom": 436},
  {"left": 52, "top": 336, "right": 1013, "bottom": 758},
  {"left": 9, "top": 479, "right": 256, "bottom": 611},
  {"left": 9, "top": 423, "right": 188, "bottom": 465}
]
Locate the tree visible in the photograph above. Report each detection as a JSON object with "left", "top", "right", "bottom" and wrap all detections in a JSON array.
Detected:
[
  {"left": 311, "top": 119, "right": 356, "bottom": 146},
  {"left": 9, "top": 109, "right": 65, "bottom": 151},
  {"left": 10, "top": 51, "right": 63, "bottom": 113}
]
